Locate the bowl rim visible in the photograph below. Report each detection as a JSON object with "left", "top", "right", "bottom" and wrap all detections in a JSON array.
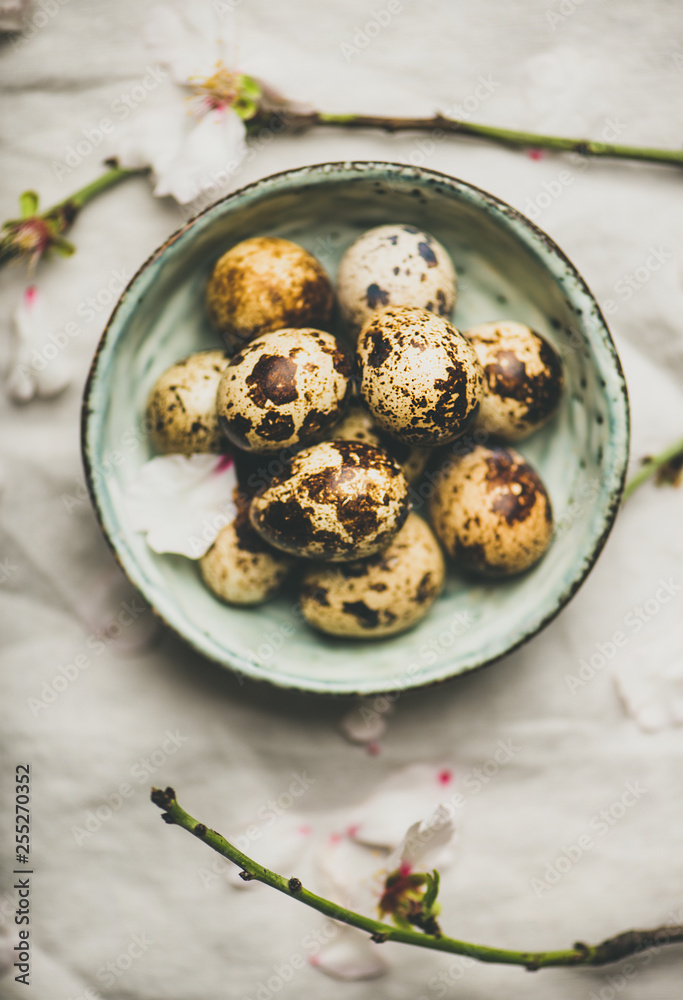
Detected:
[{"left": 81, "top": 159, "right": 630, "bottom": 696}]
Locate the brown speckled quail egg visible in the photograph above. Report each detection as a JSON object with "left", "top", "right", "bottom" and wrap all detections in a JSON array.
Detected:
[
  {"left": 466, "top": 321, "right": 564, "bottom": 441},
  {"left": 200, "top": 498, "right": 294, "bottom": 606},
  {"left": 357, "top": 306, "right": 483, "bottom": 447},
  {"left": 249, "top": 439, "right": 409, "bottom": 561},
  {"left": 299, "top": 513, "right": 445, "bottom": 638},
  {"left": 206, "top": 237, "right": 335, "bottom": 352},
  {"left": 429, "top": 444, "right": 553, "bottom": 576},
  {"left": 147, "top": 349, "right": 229, "bottom": 455},
  {"left": 337, "top": 224, "right": 457, "bottom": 335},
  {"left": 216, "top": 328, "right": 353, "bottom": 454},
  {"left": 330, "top": 402, "right": 432, "bottom": 485}
]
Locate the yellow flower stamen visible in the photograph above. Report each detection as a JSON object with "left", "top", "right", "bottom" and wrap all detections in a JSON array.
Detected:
[{"left": 190, "top": 61, "right": 240, "bottom": 110}]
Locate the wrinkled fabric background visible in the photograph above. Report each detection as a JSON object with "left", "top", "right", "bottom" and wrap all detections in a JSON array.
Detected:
[{"left": 1, "top": 1, "right": 683, "bottom": 998}]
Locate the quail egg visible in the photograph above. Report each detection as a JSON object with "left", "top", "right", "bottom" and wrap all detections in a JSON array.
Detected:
[
  {"left": 356, "top": 306, "right": 483, "bottom": 447},
  {"left": 337, "top": 224, "right": 457, "bottom": 335},
  {"left": 216, "top": 328, "right": 352, "bottom": 454},
  {"left": 206, "top": 237, "right": 335, "bottom": 351},
  {"left": 466, "top": 321, "right": 564, "bottom": 441},
  {"left": 249, "top": 440, "right": 409, "bottom": 561},
  {"left": 299, "top": 513, "right": 445, "bottom": 638},
  {"left": 146, "top": 349, "right": 229, "bottom": 455},
  {"left": 200, "top": 494, "right": 294, "bottom": 605},
  {"left": 330, "top": 402, "right": 432, "bottom": 484},
  {"left": 429, "top": 444, "right": 553, "bottom": 576}
]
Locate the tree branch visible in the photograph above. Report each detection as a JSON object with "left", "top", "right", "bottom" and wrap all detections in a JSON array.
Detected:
[
  {"left": 622, "top": 434, "right": 683, "bottom": 501},
  {"left": 151, "top": 787, "right": 683, "bottom": 972},
  {"left": 250, "top": 111, "right": 683, "bottom": 169}
]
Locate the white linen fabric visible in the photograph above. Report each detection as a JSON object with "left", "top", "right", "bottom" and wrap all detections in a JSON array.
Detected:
[{"left": 0, "top": 1, "right": 682, "bottom": 998}]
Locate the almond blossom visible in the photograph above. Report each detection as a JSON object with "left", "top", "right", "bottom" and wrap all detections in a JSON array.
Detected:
[
  {"left": 312, "top": 766, "right": 458, "bottom": 981},
  {"left": 113, "top": 5, "right": 259, "bottom": 204},
  {"left": 219, "top": 764, "right": 458, "bottom": 982}
]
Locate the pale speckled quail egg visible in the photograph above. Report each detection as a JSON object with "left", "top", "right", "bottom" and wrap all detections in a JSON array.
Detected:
[
  {"left": 429, "top": 444, "right": 553, "bottom": 576},
  {"left": 466, "top": 321, "right": 564, "bottom": 441},
  {"left": 357, "top": 306, "right": 483, "bottom": 447},
  {"left": 200, "top": 498, "right": 294, "bottom": 606},
  {"left": 337, "top": 224, "right": 457, "bottom": 335},
  {"left": 147, "top": 349, "right": 230, "bottom": 455},
  {"left": 206, "top": 237, "right": 335, "bottom": 352},
  {"left": 299, "top": 513, "right": 445, "bottom": 638},
  {"left": 330, "top": 402, "right": 432, "bottom": 485},
  {"left": 249, "top": 439, "right": 409, "bottom": 562},
  {"left": 216, "top": 328, "right": 353, "bottom": 454}
]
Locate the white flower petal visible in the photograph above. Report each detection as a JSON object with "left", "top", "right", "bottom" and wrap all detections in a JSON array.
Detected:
[
  {"left": 394, "top": 804, "right": 456, "bottom": 873},
  {"left": 615, "top": 666, "right": 683, "bottom": 732},
  {"left": 6, "top": 287, "right": 71, "bottom": 403},
  {"left": 347, "top": 763, "right": 456, "bottom": 850},
  {"left": 311, "top": 927, "right": 388, "bottom": 981},
  {"left": 340, "top": 698, "right": 391, "bottom": 745},
  {"left": 153, "top": 108, "right": 247, "bottom": 204},
  {"left": 226, "top": 814, "right": 313, "bottom": 889},
  {"left": 124, "top": 454, "right": 237, "bottom": 558},
  {"left": 144, "top": 4, "right": 216, "bottom": 83},
  {"left": 113, "top": 101, "right": 187, "bottom": 177},
  {"left": 5, "top": 361, "right": 35, "bottom": 403}
]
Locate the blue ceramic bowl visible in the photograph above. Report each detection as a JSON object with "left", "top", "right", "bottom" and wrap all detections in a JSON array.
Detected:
[{"left": 82, "top": 162, "right": 629, "bottom": 695}]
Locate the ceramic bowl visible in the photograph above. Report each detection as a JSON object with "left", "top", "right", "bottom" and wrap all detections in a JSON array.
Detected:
[{"left": 82, "top": 161, "right": 629, "bottom": 695}]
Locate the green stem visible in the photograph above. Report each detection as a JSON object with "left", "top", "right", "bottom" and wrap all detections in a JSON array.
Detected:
[
  {"left": 0, "top": 163, "right": 148, "bottom": 271},
  {"left": 42, "top": 164, "right": 147, "bottom": 231},
  {"left": 623, "top": 435, "right": 683, "bottom": 502},
  {"left": 4, "top": 109, "right": 680, "bottom": 272},
  {"left": 252, "top": 110, "right": 683, "bottom": 169},
  {"left": 151, "top": 788, "right": 683, "bottom": 972}
]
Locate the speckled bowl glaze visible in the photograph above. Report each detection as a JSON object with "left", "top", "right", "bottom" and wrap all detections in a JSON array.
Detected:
[{"left": 82, "top": 162, "right": 629, "bottom": 695}]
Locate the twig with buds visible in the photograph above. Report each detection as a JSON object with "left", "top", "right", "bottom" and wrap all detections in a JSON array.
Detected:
[{"left": 151, "top": 787, "right": 683, "bottom": 973}]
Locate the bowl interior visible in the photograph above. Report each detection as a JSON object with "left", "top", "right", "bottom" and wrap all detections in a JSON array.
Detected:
[{"left": 83, "top": 163, "right": 628, "bottom": 694}]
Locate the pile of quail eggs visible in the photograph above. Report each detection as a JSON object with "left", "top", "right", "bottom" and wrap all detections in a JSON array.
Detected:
[{"left": 146, "top": 226, "right": 563, "bottom": 640}]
